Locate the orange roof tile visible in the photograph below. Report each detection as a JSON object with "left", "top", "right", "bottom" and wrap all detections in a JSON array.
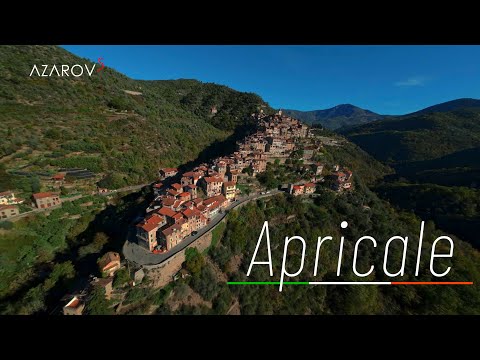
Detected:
[
  {"left": 162, "top": 198, "right": 175, "bottom": 206},
  {"left": 0, "top": 204, "right": 17, "bottom": 211},
  {"left": 33, "top": 192, "right": 58, "bottom": 200},
  {"left": 157, "top": 207, "right": 177, "bottom": 218}
]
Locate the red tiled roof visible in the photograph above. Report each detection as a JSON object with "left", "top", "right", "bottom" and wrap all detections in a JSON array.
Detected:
[
  {"left": 157, "top": 207, "right": 177, "bottom": 218},
  {"left": 65, "top": 297, "right": 81, "bottom": 309},
  {"left": 193, "top": 198, "right": 203, "bottom": 205},
  {"left": 204, "top": 176, "right": 223, "bottom": 183},
  {"left": 153, "top": 183, "right": 163, "bottom": 188},
  {"left": 179, "top": 192, "right": 190, "bottom": 198},
  {"left": 197, "top": 204, "right": 207, "bottom": 212},
  {"left": 183, "top": 207, "right": 201, "bottom": 218},
  {"left": 0, "top": 191, "right": 14, "bottom": 197},
  {"left": 173, "top": 200, "right": 183, "bottom": 208},
  {"left": 293, "top": 185, "right": 303, "bottom": 190},
  {"left": 167, "top": 189, "right": 178, "bottom": 196},
  {"left": 137, "top": 221, "right": 159, "bottom": 232},
  {"left": 224, "top": 181, "right": 236, "bottom": 187},
  {"left": 0, "top": 204, "right": 17, "bottom": 211},
  {"left": 98, "top": 252, "right": 120, "bottom": 270},
  {"left": 162, "top": 198, "right": 175, "bottom": 206},
  {"left": 162, "top": 223, "right": 181, "bottom": 237},
  {"left": 171, "top": 183, "right": 182, "bottom": 190},
  {"left": 33, "top": 192, "right": 58, "bottom": 200},
  {"left": 182, "top": 171, "right": 196, "bottom": 177},
  {"left": 187, "top": 184, "right": 197, "bottom": 189},
  {"left": 173, "top": 212, "right": 184, "bottom": 220},
  {"left": 161, "top": 168, "right": 177, "bottom": 173},
  {"left": 52, "top": 173, "right": 65, "bottom": 180},
  {"left": 183, "top": 201, "right": 194, "bottom": 208},
  {"left": 304, "top": 182, "right": 316, "bottom": 187},
  {"left": 145, "top": 213, "right": 165, "bottom": 226}
]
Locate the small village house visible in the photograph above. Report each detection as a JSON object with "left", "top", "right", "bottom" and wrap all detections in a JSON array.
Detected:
[
  {"left": 304, "top": 182, "right": 316, "bottom": 194},
  {"left": 98, "top": 252, "right": 121, "bottom": 277},
  {"left": 159, "top": 167, "right": 178, "bottom": 179},
  {"left": 32, "top": 192, "right": 61, "bottom": 209},
  {"left": 200, "top": 176, "right": 224, "bottom": 197},
  {"left": 63, "top": 296, "right": 85, "bottom": 315},
  {"left": 222, "top": 181, "right": 237, "bottom": 201},
  {"left": 0, "top": 205, "right": 19, "bottom": 219},
  {"left": 0, "top": 191, "right": 21, "bottom": 205}
]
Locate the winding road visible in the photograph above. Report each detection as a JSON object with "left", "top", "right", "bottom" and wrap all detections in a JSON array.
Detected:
[{"left": 123, "top": 189, "right": 281, "bottom": 266}]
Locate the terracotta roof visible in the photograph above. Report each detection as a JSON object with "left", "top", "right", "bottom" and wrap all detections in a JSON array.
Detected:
[
  {"left": 293, "top": 185, "right": 303, "bottom": 190},
  {"left": 183, "top": 208, "right": 201, "bottom": 218},
  {"left": 171, "top": 183, "right": 182, "bottom": 190},
  {"left": 183, "top": 201, "right": 194, "bottom": 208},
  {"left": 162, "top": 198, "right": 175, "bottom": 206},
  {"left": 65, "top": 297, "right": 81, "bottom": 309},
  {"left": 52, "top": 173, "right": 65, "bottom": 180},
  {"left": 304, "top": 182, "right": 316, "bottom": 187},
  {"left": 182, "top": 171, "right": 196, "bottom": 177},
  {"left": 193, "top": 198, "right": 203, "bottom": 205},
  {"left": 167, "top": 189, "right": 178, "bottom": 196},
  {"left": 157, "top": 207, "right": 177, "bottom": 218},
  {"left": 98, "top": 252, "right": 120, "bottom": 270},
  {"left": 173, "top": 212, "right": 184, "bottom": 221},
  {"left": 137, "top": 221, "right": 158, "bottom": 232},
  {"left": 197, "top": 204, "right": 207, "bottom": 212},
  {"left": 204, "top": 176, "right": 223, "bottom": 183},
  {"left": 173, "top": 200, "right": 183, "bottom": 208},
  {"left": 153, "top": 183, "right": 163, "bottom": 189},
  {"left": 162, "top": 223, "right": 181, "bottom": 237},
  {"left": 0, "top": 191, "right": 14, "bottom": 197},
  {"left": 187, "top": 184, "right": 197, "bottom": 189},
  {"left": 161, "top": 168, "right": 177, "bottom": 173},
  {"left": 33, "top": 192, "right": 58, "bottom": 200},
  {"left": 224, "top": 181, "right": 236, "bottom": 187},
  {"left": 0, "top": 204, "right": 18, "bottom": 211},
  {"left": 179, "top": 192, "right": 190, "bottom": 197},
  {"left": 145, "top": 213, "right": 165, "bottom": 226}
]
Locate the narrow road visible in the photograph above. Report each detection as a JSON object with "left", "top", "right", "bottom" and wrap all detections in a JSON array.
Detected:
[{"left": 123, "top": 189, "right": 281, "bottom": 266}]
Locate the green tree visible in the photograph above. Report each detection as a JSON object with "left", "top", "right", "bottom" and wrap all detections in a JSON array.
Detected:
[{"left": 85, "top": 287, "right": 113, "bottom": 315}]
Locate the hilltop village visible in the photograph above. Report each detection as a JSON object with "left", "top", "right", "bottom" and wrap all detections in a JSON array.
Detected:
[{"left": 134, "top": 111, "right": 354, "bottom": 254}]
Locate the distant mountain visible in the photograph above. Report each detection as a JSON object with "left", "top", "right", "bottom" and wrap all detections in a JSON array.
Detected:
[
  {"left": 341, "top": 108, "right": 480, "bottom": 165},
  {"left": 284, "top": 104, "right": 383, "bottom": 130},
  {"left": 406, "top": 98, "right": 480, "bottom": 116}
]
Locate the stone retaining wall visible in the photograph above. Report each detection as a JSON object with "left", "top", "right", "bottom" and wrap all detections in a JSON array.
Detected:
[{"left": 144, "top": 224, "right": 216, "bottom": 288}]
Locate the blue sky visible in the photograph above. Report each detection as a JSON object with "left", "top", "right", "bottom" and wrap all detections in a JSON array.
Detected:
[{"left": 62, "top": 45, "right": 480, "bottom": 115}]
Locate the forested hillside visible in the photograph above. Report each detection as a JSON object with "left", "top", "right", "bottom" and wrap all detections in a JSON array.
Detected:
[{"left": 0, "top": 45, "right": 271, "bottom": 190}]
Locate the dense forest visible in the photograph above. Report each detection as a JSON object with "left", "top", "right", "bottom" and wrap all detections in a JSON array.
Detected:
[
  {"left": 132, "top": 189, "right": 479, "bottom": 315},
  {"left": 342, "top": 106, "right": 480, "bottom": 251}
]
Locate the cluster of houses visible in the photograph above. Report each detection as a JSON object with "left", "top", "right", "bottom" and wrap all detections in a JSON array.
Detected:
[
  {"left": 0, "top": 190, "right": 63, "bottom": 220},
  {"left": 287, "top": 163, "right": 354, "bottom": 195},
  {"left": 330, "top": 165, "right": 353, "bottom": 192},
  {"left": 136, "top": 163, "right": 237, "bottom": 252},
  {"left": 135, "top": 111, "right": 314, "bottom": 253},
  {"left": 0, "top": 190, "right": 23, "bottom": 219},
  {"left": 63, "top": 251, "right": 126, "bottom": 315},
  {"left": 232, "top": 111, "right": 311, "bottom": 173}
]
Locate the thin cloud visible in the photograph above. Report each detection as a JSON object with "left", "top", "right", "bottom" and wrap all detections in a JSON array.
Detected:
[{"left": 394, "top": 76, "right": 427, "bottom": 87}]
